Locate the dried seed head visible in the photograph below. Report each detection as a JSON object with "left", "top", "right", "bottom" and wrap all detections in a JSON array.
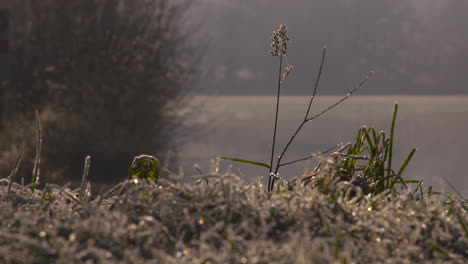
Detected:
[
  {"left": 281, "top": 65, "right": 294, "bottom": 81},
  {"left": 269, "top": 24, "right": 289, "bottom": 56}
]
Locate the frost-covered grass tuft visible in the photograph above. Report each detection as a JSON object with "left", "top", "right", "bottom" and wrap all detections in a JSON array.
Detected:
[{"left": 0, "top": 171, "right": 466, "bottom": 263}]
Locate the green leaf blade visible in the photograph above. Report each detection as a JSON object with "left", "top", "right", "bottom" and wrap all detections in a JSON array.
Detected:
[{"left": 218, "top": 157, "right": 271, "bottom": 169}]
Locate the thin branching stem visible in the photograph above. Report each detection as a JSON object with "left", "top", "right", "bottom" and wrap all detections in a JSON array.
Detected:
[
  {"left": 268, "top": 54, "right": 283, "bottom": 191},
  {"left": 270, "top": 71, "right": 373, "bottom": 191},
  {"left": 268, "top": 50, "right": 326, "bottom": 191},
  {"left": 304, "top": 71, "right": 373, "bottom": 123},
  {"left": 272, "top": 50, "right": 328, "bottom": 176},
  {"left": 278, "top": 144, "right": 338, "bottom": 167},
  {"left": 304, "top": 46, "right": 326, "bottom": 121}
]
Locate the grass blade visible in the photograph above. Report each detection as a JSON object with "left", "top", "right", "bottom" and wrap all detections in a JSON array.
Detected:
[
  {"left": 396, "top": 148, "right": 416, "bottom": 176},
  {"left": 387, "top": 103, "right": 398, "bottom": 176},
  {"left": 31, "top": 110, "right": 42, "bottom": 193},
  {"left": 218, "top": 157, "right": 271, "bottom": 169},
  {"left": 7, "top": 143, "right": 25, "bottom": 194},
  {"left": 79, "top": 155, "right": 92, "bottom": 202}
]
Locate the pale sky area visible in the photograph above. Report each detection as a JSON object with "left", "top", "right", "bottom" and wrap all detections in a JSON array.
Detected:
[{"left": 188, "top": 0, "right": 468, "bottom": 94}]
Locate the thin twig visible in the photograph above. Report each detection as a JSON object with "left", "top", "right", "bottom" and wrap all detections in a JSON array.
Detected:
[
  {"left": 305, "top": 71, "right": 373, "bottom": 123},
  {"left": 441, "top": 175, "right": 465, "bottom": 200},
  {"left": 279, "top": 144, "right": 338, "bottom": 167},
  {"left": 304, "top": 46, "right": 326, "bottom": 121},
  {"left": 272, "top": 51, "right": 329, "bottom": 177}
]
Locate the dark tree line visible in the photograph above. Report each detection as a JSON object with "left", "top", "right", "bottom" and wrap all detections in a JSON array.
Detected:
[{"left": 0, "top": 0, "right": 200, "bottom": 186}]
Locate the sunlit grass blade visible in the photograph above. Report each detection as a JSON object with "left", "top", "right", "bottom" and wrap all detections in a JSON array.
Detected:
[
  {"left": 218, "top": 156, "right": 271, "bottom": 169},
  {"left": 31, "top": 110, "right": 42, "bottom": 193},
  {"left": 79, "top": 155, "right": 91, "bottom": 202},
  {"left": 387, "top": 103, "right": 398, "bottom": 176},
  {"left": 362, "top": 128, "right": 375, "bottom": 156},
  {"left": 412, "top": 180, "right": 424, "bottom": 197}
]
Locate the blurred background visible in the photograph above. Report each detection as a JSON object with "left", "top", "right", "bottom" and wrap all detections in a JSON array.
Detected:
[
  {"left": 191, "top": 0, "right": 468, "bottom": 95},
  {"left": 0, "top": 0, "right": 466, "bottom": 195}
]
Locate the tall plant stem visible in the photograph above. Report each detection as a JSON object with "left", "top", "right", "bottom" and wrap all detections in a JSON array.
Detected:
[
  {"left": 270, "top": 69, "right": 374, "bottom": 191},
  {"left": 268, "top": 55, "right": 283, "bottom": 191},
  {"left": 269, "top": 48, "right": 326, "bottom": 191}
]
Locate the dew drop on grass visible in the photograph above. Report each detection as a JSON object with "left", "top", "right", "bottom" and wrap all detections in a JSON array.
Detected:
[
  {"left": 376, "top": 237, "right": 381, "bottom": 242},
  {"left": 133, "top": 178, "right": 139, "bottom": 184},
  {"left": 367, "top": 207, "right": 372, "bottom": 211}
]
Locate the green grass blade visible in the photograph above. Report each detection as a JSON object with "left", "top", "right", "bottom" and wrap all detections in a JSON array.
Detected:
[
  {"left": 412, "top": 180, "right": 424, "bottom": 197},
  {"left": 362, "top": 128, "right": 375, "bottom": 156},
  {"left": 428, "top": 241, "right": 452, "bottom": 259},
  {"left": 396, "top": 148, "right": 416, "bottom": 176},
  {"left": 371, "top": 127, "right": 378, "bottom": 143},
  {"left": 218, "top": 156, "right": 271, "bottom": 169},
  {"left": 403, "top": 180, "right": 422, "bottom": 184},
  {"left": 387, "top": 103, "right": 398, "bottom": 176}
]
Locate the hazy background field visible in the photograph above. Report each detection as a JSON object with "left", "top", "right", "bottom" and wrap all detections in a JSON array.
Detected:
[{"left": 180, "top": 95, "right": 468, "bottom": 197}]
